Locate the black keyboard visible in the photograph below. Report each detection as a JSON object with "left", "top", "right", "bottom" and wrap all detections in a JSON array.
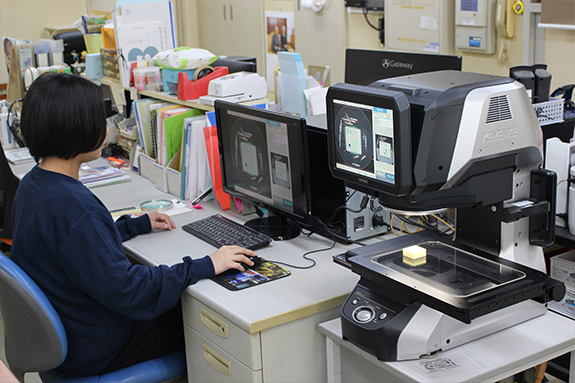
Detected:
[{"left": 182, "top": 214, "right": 272, "bottom": 250}]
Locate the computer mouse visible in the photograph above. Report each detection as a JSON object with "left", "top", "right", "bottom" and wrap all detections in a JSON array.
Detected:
[{"left": 241, "top": 256, "right": 262, "bottom": 270}]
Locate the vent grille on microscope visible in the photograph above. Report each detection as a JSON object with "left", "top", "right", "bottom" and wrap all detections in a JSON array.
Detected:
[{"left": 486, "top": 95, "right": 513, "bottom": 124}]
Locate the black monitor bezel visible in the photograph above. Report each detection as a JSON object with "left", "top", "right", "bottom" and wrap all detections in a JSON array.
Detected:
[
  {"left": 326, "top": 83, "right": 412, "bottom": 198},
  {"left": 214, "top": 100, "right": 313, "bottom": 226},
  {"left": 344, "top": 49, "right": 462, "bottom": 86}
]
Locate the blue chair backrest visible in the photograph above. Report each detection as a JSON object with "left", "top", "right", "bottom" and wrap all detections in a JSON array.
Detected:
[{"left": 0, "top": 252, "right": 68, "bottom": 373}]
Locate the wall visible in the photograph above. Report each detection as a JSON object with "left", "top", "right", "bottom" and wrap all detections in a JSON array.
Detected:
[
  {"left": 543, "top": 28, "right": 575, "bottom": 90},
  {"left": 0, "top": 0, "right": 573, "bottom": 91},
  {"left": 0, "top": 0, "right": 88, "bottom": 84},
  {"left": 347, "top": 9, "right": 575, "bottom": 92}
]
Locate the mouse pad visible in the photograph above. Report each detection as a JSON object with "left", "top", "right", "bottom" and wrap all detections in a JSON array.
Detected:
[{"left": 211, "top": 261, "right": 291, "bottom": 291}]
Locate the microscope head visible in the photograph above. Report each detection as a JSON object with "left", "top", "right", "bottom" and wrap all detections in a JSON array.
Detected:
[{"left": 327, "top": 71, "right": 543, "bottom": 213}]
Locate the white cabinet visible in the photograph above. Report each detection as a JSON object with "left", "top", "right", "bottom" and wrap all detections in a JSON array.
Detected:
[
  {"left": 197, "top": 0, "right": 265, "bottom": 76},
  {"left": 183, "top": 293, "right": 342, "bottom": 382}
]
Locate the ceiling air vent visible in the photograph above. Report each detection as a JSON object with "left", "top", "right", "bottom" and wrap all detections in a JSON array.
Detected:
[{"left": 486, "top": 95, "right": 512, "bottom": 124}]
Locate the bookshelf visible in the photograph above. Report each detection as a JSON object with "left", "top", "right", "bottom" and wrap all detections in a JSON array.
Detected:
[{"left": 100, "top": 77, "right": 270, "bottom": 113}]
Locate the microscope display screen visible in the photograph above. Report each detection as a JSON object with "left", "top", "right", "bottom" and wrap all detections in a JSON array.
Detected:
[
  {"left": 326, "top": 83, "right": 412, "bottom": 197},
  {"left": 333, "top": 99, "right": 396, "bottom": 185}
]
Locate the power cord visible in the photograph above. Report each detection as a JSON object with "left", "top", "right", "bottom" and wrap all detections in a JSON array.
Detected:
[
  {"left": 361, "top": 6, "right": 384, "bottom": 44},
  {"left": 326, "top": 193, "right": 370, "bottom": 223}
]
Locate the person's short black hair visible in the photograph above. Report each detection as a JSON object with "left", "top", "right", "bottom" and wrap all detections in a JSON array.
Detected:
[{"left": 20, "top": 72, "right": 106, "bottom": 162}]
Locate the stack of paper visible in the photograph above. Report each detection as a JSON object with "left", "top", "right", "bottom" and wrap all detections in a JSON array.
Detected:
[
  {"left": 113, "top": 0, "right": 176, "bottom": 88},
  {"left": 180, "top": 115, "right": 212, "bottom": 201},
  {"left": 4, "top": 148, "right": 34, "bottom": 164}
]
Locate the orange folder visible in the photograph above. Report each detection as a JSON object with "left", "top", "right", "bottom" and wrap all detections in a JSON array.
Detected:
[{"left": 203, "top": 125, "right": 230, "bottom": 210}]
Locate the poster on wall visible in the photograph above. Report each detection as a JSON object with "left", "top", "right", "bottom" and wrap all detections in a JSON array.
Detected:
[{"left": 265, "top": 11, "right": 295, "bottom": 92}]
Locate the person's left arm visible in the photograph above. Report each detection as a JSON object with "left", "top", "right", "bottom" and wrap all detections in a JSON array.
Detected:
[{"left": 114, "top": 212, "right": 175, "bottom": 241}]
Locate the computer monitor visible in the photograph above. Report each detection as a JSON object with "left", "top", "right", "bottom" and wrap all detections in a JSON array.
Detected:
[
  {"left": 345, "top": 49, "right": 462, "bottom": 86},
  {"left": 211, "top": 56, "right": 257, "bottom": 74},
  {"left": 215, "top": 100, "right": 312, "bottom": 240},
  {"left": 326, "top": 82, "right": 412, "bottom": 199}
]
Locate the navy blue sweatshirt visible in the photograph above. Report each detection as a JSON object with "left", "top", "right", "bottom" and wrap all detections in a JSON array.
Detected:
[{"left": 10, "top": 165, "right": 215, "bottom": 375}]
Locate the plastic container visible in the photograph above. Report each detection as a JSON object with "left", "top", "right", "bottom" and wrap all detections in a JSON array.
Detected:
[
  {"left": 132, "top": 68, "right": 147, "bottom": 90},
  {"left": 145, "top": 67, "right": 162, "bottom": 92}
]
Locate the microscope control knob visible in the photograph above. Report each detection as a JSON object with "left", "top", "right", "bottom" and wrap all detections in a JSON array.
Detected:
[{"left": 353, "top": 307, "right": 375, "bottom": 323}]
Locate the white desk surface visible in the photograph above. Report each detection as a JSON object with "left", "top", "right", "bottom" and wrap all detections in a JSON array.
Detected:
[
  {"left": 122, "top": 201, "right": 363, "bottom": 334},
  {"left": 319, "top": 314, "right": 575, "bottom": 383},
  {"left": 11, "top": 159, "right": 168, "bottom": 211}
]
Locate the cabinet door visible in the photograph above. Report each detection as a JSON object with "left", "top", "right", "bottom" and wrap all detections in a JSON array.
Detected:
[
  {"left": 226, "top": 0, "right": 265, "bottom": 76},
  {"left": 198, "top": 0, "right": 230, "bottom": 56},
  {"left": 294, "top": 0, "right": 347, "bottom": 84}
]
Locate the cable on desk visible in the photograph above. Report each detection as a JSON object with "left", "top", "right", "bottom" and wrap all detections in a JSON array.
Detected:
[{"left": 266, "top": 238, "right": 337, "bottom": 270}]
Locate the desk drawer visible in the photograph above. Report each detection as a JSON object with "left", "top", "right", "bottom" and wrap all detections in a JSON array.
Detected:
[
  {"left": 185, "top": 324, "right": 262, "bottom": 383},
  {"left": 182, "top": 294, "right": 261, "bottom": 369}
]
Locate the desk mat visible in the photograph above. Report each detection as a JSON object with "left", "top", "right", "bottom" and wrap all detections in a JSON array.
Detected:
[{"left": 211, "top": 261, "right": 290, "bottom": 291}]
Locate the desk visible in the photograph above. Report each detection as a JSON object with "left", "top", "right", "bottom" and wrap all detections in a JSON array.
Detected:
[
  {"left": 318, "top": 314, "right": 575, "bottom": 383},
  {"left": 121, "top": 200, "right": 362, "bottom": 382}
]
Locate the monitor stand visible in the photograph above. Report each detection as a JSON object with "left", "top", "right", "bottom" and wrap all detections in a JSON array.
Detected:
[{"left": 245, "top": 215, "right": 300, "bottom": 241}]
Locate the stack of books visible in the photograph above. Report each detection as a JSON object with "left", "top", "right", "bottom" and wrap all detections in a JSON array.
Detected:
[{"left": 79, "top": 165, "right": 130, "bottom": 188}]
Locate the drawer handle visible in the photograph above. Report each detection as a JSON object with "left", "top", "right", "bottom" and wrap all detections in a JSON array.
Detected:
[
  {"left": 200, "top": 307, "right": 229, "bottom": 338},
  {"left": 202, "top": 343, "right": 232, "bottom": 376}
]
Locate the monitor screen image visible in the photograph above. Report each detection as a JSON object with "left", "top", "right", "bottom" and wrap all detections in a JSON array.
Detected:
[
  {"left": 215, "top": 100, "right": 312, "bottom": 240},
  {"left": 327, "top": 83, "right": 412, "bottom": 198},
  {"left": 345, "top": 49, "right": 462, "bottom": 86}
]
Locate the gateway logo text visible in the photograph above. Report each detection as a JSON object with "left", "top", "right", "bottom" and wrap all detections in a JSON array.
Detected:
[
  {"left": 482, "top": 127, "right": 518, "bottom": 143},
  {"left": 382, "top": 59, "right": 413, "bottom": 70}
]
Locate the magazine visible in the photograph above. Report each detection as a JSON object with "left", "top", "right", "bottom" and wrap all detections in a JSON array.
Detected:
[{"left": 79, "top": 165, "right": 124, "bottom": 184}]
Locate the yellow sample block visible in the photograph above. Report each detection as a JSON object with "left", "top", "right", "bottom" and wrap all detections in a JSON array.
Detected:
[{"left": 403, "top": 245, "right": 427, "bottom": 267}]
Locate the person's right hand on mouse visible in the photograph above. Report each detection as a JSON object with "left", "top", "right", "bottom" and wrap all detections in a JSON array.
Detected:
[{"left": 210, "top": 245, "right": 257, "bottom": 275}]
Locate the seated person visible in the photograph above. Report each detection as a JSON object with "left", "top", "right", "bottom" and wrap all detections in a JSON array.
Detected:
[
  {"left": 10, "top": 72, "right": 257, "bottom": 376},
  {"left": 271, "top": 26, "right": 281, "bottom": 53}
]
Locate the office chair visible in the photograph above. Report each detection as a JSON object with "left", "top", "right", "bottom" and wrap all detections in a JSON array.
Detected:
[{"left": 0, "top": 252, "right": 187, "bottom": 383}]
